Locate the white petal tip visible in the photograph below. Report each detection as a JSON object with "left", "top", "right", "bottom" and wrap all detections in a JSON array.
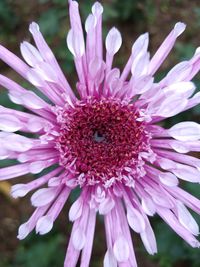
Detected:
[
  {"left": 31, "top": 188, "right": 57, "bottom": 207},
  {"left": 36, "top": 216, "right": 53, "bottom": 235},
  {"left": 106, "top": 27, "right": 122, "bottom": 55},
  {"left": 127, "top": 208, "right": 146, "bottom": 233},
  {"left": 92, "top": 2, "right": 104, "bottom": 16},
  {"left": 29, "top": 161, "right": 46, "bottom": 174},
  {"left": 66, "top": 29, "right": 85, "bottom": 58},
  {"left": 85, "top": 14, "right": 96, "bottom": 33},
  {"left": 72, "top": 228, "right": 86, "bottom": 250},
  {"left": 17, "top": 223, "right": 30, "bottom": 240},
  {"left": 69, "top": 0, "right": 78, "bottom": 7},
  {"left": 104, "top": 250, "right": 117, "bottom": 267},
  {"left": 138, "top": 32, "right": 149, "bottom": 42},
  {"left": 99, "top": 198, "right": 115, "bottom": 215},
  {"left": 195, "top": 47, "right": 200, "bottom": 55},
  {"left": 191, "top": 240, "right": 200, "bottom": 248},
  {"left": 168, "top": 121, "right": 200, "bottom": 141},
  {"left": 69, "top": 199, "right": 83, "bottom": 222},
  {"left": 174, "top": 22, "right": 186, "bottom": 36},
  {"left": 29, "top": 22, "right": 40, "bottom": 33},
  {"left": 113, "top": 236, "right": 130, "bottom": 262},
  {"left": 159, "top": 172, "right": 179, "bottom": 187},
  {"left": 11, "top": 184, "right": 29, "bottom": 198}
]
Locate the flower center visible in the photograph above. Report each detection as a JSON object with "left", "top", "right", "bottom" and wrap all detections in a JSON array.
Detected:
[
  {"left": 55, "top": 98, "right": 151, "bottom": 187},
  {"left": 93, "top": 130, "right": 106, "bottom": 143}
]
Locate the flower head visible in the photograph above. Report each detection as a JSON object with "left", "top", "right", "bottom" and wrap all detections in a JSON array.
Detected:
[{"left": 0, "top": 1, "right": 200, "bottom": 267}]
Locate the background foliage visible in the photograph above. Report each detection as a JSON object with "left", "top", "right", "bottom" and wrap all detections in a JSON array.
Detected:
[{"left": 0, "top": 0, "right": 200, "bottom": 267}]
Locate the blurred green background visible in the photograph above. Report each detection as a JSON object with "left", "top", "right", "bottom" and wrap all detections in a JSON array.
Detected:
[{"left": 0, "top": 0, "right": 200, "bottom": 267}]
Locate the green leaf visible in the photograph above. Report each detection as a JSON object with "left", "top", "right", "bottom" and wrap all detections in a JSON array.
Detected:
[{"left": 15, "top": 234, "right": 65, "bottom": 267}]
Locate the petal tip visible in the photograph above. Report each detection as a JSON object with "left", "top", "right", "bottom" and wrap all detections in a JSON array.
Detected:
[
  {"left": 92, "top": 2, "right": 104, "bottom": 15},
  {"left": 174, "top": 22, "right": 186, "bottom": 36},
  {"left": 29, "top": 22, "right": 40, "bottom": 34}
]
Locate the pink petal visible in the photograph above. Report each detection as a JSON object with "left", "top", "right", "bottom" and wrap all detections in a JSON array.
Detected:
[
  {"left": 153, "top": 96, "right": 187, "bottom": 117},
  {"left": 20, "top": 41, "right": 43, "bottom": 67},
  {"left": 85, "top": 14, "right": 96, "bottom": 33},
  {"left": 17, "top": 205, "right": 51, "bottom": 239},
  {"left": 113, "top": 236, "right": 130, "bottom": 262},
  {"left": 105, "top": 27, "right": 122, "bottom": 55},
  {"left": 166, "top": 187, "right": 200, "bottom": 215},
  {"left": 0, "top": 45, "right": 30, "bottom": 78},
  {"left": 176, "top": 201, "right": 199, "bottom": 236},
  {"left": 140, "top": 219, "right": 157, "bottom": 255},
  {"left": 0, "top": 163, "right": 30, "bottom": 180},
  {"left": 104, "top": 249, "right": 117, "bottom": 267},
  {"left": 1, "top": 133, "right": 33, "bottom": 152},
  {"left": 80, "top": 210, "right": 96, "bottom": 267},
  {"left": 69, "top": 198, "right": 83, "bottom": 221},
  {"left": 31, "top": 187, "right": 58, "bottom": 207},
  {"left": 131, "top": 33, "right": 149, "bottom": 56},
  {"left": 29, "top": 22, "right": 75, "bottom": 101},
  {"left": 163, "top": 81, "right": 196, "bottom": 99},
  {"left": 11, "top": 184, "right": 29, "bottom": 198},
  {"left": 0, "top": 115, "right": 22, "bottom": 132},
  {"left": 120, "top": 32, "right": 149, "bottom": 82},
  {"left": 99, "top": 197, "right": 115, "bottom": 215},
  {"left": 36, "top": 215, "right": 53, "bottom": 235},
  {"left": 20, "top": 91, "right": 50, "bottom": 109},
  {"left": 131, "top": 52, "right": 149, "bottom": 78},
  {"left": 141, "top": 197, "right": 156, "bottom": 216},
  {"left": 72, "top": 227, "right": 86, "bottom": 250},
  {"left": 67, "top": 29, "right": 85, "bottom": 58},
  {"left": 148, "top": 22, "right": 186, "bottom": 75},
  {"left": 26, "top": 117, "right": 46, "bottom": 132},
  {"left": 92, "top": 2, "right": 103, "bottom": 17},
  {"left": 159, "top": 172, "right": 179, "bottom": 187},
  {"left": 168, "top": 121, "right": 200, "bottom": 141},
  {"left": 127, "top": 207, "right": 146, "bottom": 233},
  {"left": 171, "top": 164, "right": 200, "bottom": 183},
  {"left": 158, "top": 207, "right": 200, "bottom": 248},
  {"left": 161, "top": 61, "right": 192, "bottom": 86},
  {"left": 48, "top": 176, "right": 61, "bottom": 187},
  {"left": 17, "top": 222, "right": 30, "bottom": 240},
  {"left": 29, "top": 161, "right": 49, "bottom": 174}
]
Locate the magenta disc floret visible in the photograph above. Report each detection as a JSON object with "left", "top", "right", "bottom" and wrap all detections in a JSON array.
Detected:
[{"left": 56, "top": 98, "right": 151, "bottom": 187}]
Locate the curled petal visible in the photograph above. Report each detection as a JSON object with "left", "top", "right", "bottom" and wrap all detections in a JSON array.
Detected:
[
  {"left": 149, "top": 22, "right": 186, "bottom": 75},
  {"left": 113, "top": 236, "right": 129, "bottom": 262},
  {"left": 72, "top": 227, "right": 86, "bottom": 250},
  {"left": 92, "top": 2, "right": 103, "bottom": 17},
  {"left": 141, "top": 197, "right": 156, "bottom": 216},
  {"left": 104, "top": 249, "right": 117, "bottom": 267},
  {"left": 20, "top": 41, "right": 43, "bottom": 67},
  {"left": 67, "top": 29, "right": 85, "bottom": 58},
  {"left": 0, "top": 115, "right": 22, "bottom": 132},
  {"left": 140, "top": 219, "right": 157, "bottom": 255},
  {"left": 159, "top": 172, "right": 179, "bottom": 187},
  {"left": 17, "top": 223, "right": 30, "bottom": 240},
  {"left": 36, "top": 215, "right": 54, "bottom": 235},
  {"left": 31, "top": 187, "right": 58, "bottom": 207},
  {"left": 176, "top": 201, "right": 199, "bottom": 236},
  {"left": 99, "top": 197, "right": 115, "bottom": 215},
  {"left": 69, "top": 198, "right": 83, "bottom": 221},
  {"left": 127, "top": 207, "right": 146, "bottom": 233},
  {"left": 168, "top": 121, "right": 200, "bottom": 141},
  {"left": 11, "top": 184, "right": 29, "bottom": 198},
  {"left": 105, "top": 27, "right": 122, "bottom": 55}
]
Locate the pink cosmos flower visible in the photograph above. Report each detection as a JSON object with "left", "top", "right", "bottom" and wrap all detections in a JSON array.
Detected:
[{"left": 0, "top": 1, "right": 200, "bottom": 266}]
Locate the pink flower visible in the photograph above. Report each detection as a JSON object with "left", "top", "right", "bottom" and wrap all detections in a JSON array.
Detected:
[{"left": 0, "top": 1, "right": 200, "bottom": 266}]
